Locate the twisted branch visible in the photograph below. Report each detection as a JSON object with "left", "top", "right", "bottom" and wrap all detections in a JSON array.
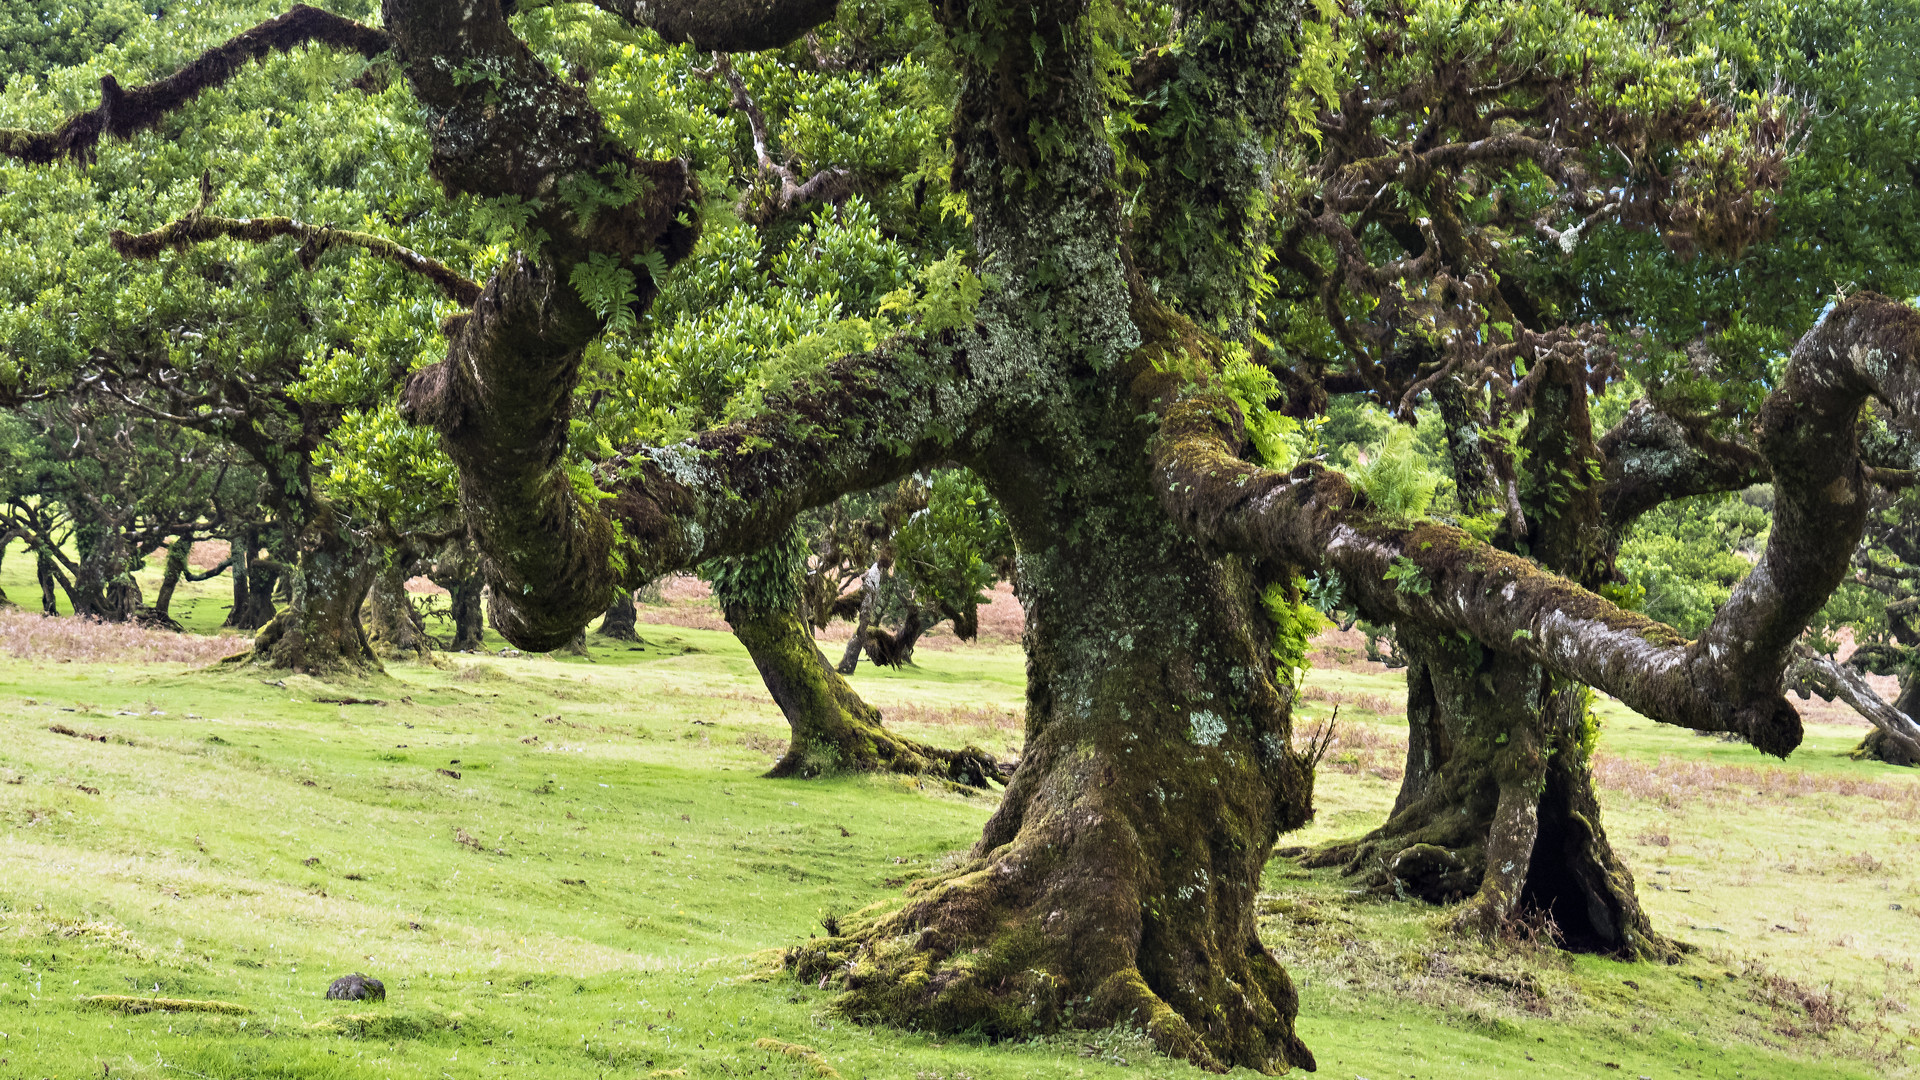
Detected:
[
  {"left": 0, "top": 5, "right": 390, "bottom": 165},
  {"left": 109, "top": 173, "right": 482, "bottom": 305},
  {"left": 1158, "top": 292, "right": 1920, "bottom": 758},
  {"left": 708, "top": 53, "right": 851, "bottom": 218}
]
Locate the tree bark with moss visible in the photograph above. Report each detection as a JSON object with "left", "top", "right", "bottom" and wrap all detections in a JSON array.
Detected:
[
  {"left": 19, "top": 0, "right": 1920, "bottom": 1070},
  {"left": 1304, "top": 362, "right": 1671, "bottom": 956},
  {"left": 708, "top": 529, "right": 1002, "bottom": 785},
  {"left": 364, "top": 554, "right": 433, "bottom": 661},
  {"left": 596, "top": 588, "right": 639, "bottom": 641}
]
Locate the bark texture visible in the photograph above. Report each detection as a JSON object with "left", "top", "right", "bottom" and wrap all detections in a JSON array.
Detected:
[
  {"left": 1305, "top": 628, "right": 1667, "bottom": 956},
  {"left": 1157, "top": 293, "right": 1920, "bottom": 759},
  {"left": 364, "top": 558, "right": 433, "bottom": 661},
  {"left": 249, "top": 516, "right": 378, "bottom": 675},
  {"left": 727, "top": 602, "right": 1000, "bottom": 785},
  {"left": 596, "top": 590, "right": 640, "bottom": 640}
]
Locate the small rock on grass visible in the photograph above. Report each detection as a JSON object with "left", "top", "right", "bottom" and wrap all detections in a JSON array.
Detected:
[{"left": 325, "top": 973, "right": 385, "bottom": 1001}]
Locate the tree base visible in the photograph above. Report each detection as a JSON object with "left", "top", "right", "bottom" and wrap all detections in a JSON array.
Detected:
[
  {"left": 244, "top": 606, "right": 382, "bottom": 677},
  {"left": 1852, "top": 726, "right": 1920, "bottom": 766},
  {"left": 763, "top": 723, "right": 1007, "bottom": 788},
  {"left": 788, "top": 846, "right": 1312, "bottom": 1075}
]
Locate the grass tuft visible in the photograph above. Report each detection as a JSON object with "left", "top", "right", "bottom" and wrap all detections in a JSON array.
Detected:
[{"left": 84, "top": 995, "right": 249, "bottom": 1014}]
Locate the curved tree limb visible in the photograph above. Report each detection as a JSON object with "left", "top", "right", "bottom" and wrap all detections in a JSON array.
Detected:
[
  {"left": 1597, "top": 398, "right": 1771, "bottom": 530},
  {"left": 0, "top": 5, "right": 390, "bottom": 165},
  {"left": 109, "top": 173, "right": 482, "bottom": 305},
  {"left": 1157, "top": 292, "right": 1920, "bottom": 758},
  {"left": 1784, "top": 653, "right": 1920, "bottom": 763}
]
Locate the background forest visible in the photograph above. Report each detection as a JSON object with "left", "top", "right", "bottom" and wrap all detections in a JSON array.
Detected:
[{"left": 0, "top": 0, "right": 1917, "bottom": 1077}]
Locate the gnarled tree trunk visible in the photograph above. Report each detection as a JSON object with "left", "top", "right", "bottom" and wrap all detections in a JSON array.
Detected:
[
  {"left": 250, "top": 515, "right": 378, "bottom": 675},
  {"left": 449, "top": 571, "right": 486, "bottom": 651},
  {"left": 36, "top": 547, "right": 61, "bottom": 614},
  {"left": 728, "top": 600, "right": 999, "bottom": 785},
  {"left": 152, "top": 539, "right": 191, "bottom": 621},
  {"left": 224, "top": 529, "right": 279, "bottom": 630},
  {"left": 1308, "top": 362, "right": 1668, "bottom": 954},
  {"left": 713, "top": 536, "right": 1002, "bottom": 785},
  {"left": 364, "top": 556, "right": 433, "bottom": 661},
  {"left": 792, "top": 473, "right": 1318, "bottom": 1073},
  {"left": 1304, "top": 626, "right": 1668, "bottom": 956},
  {"left": 596, "top": 588, "right": 639, "bottom": 640}
]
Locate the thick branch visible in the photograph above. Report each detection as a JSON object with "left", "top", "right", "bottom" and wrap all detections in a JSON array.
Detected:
[
  {"left": 577, "top": 0, "right": 840, "bottom": 52},
  {"left": 1597, "top": 399, "right": 1771, "bottom": 529},
  {"left": 402, "top": 323, "right": 983, "bottom": 650},
  {"left": 109, "top": 174, "right": 481, "bottom": 304},
  {"left": 1786, "top": 654, "right": 1920, "bottom": 762},
  {"left": 0, "top": 5, "right": 389, "bottom": 164},
  {"left": 1157, "top": 293, "right": 1920, "bottom": 758}
]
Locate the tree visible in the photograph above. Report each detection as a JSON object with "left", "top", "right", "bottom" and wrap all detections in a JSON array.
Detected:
[
  {"left": 0, "top": 397, "right": 247, "bottom": 623},
  {"left": 704, "top": 524, "right": 1003, "bottom": 784},
  {"left": 7, "top": 0, "right": 1918, "bottom": 1070}
]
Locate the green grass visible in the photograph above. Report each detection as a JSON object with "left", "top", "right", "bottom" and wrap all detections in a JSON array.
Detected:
[{"left": 0, "top": 625, "right": 1915, "bottom": 1078}]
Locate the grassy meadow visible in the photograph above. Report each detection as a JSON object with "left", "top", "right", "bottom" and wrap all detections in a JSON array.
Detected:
[{"left": 0, "top": 545, "right": 1915, "bottom": 1079}]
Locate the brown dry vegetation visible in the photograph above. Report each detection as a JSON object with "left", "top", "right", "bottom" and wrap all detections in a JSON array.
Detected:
[
  {"left": 636, "top": 576, "right": 1029, "bottom": 648},
  {"left": 1592, "top": 752, "right": 1920, "bottom": 819},
  {"left": 0, "top": 609, "right": 246, "bottom": 664},
  {"left": 1294, "top": 717, "right": 1408, "bottom": 780}
]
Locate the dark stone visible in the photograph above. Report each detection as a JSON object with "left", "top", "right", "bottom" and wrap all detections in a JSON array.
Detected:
[{"left": 325, "top": 973, "right": 385, "bottom": 1001}]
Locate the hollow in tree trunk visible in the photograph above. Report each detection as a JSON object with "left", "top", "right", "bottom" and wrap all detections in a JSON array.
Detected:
[
  {"left": 596, "top": 589, "right": 640, "bottom": 641},
  {"left": 364, "top": 557, "right": 433, "bottom": 661},
  {"left": 1302, "top": 626, "right": 1671, "bottom": 957}
]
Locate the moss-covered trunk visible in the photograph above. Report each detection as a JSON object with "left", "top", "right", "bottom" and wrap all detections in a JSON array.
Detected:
[
  {"left": 364, "top": 557, "right": 432, "bottom": 661},
  {"left": 794, "top": 464, "right": 1318, "bottom": 1072},
  {"left": 449, "top": 572, "right": 486, "bottom": 651},
  {"left": 250, "top": 516, "right": 378, "bottom": 676},
  {"left": 1309, "top": 361, "right": 1668, "bottom": 955},
  {"left": 726, "top": 600, "right": 999, "bottom": 785},
  {"left": 597, "top": 589, "right": 639, "bottom": 641},
  {"left": 1307, "top": 626, "right": 1668, "bottom": 956}
]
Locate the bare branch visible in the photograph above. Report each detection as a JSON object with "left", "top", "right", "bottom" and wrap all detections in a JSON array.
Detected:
[
  {"left": 708, "top": 53, "right": 851, "bottom": 218},
  {"left": 0, "top": 5, "right": 390, "bottom": 165},
  {"left": 110, "top": 173, "right": 482, "bottom": 305}
]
